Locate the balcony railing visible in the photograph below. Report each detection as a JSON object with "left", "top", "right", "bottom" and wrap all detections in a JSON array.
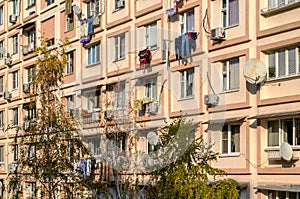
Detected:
[{"left": 82, "top": 110, "right": 100, "bottom": 124}]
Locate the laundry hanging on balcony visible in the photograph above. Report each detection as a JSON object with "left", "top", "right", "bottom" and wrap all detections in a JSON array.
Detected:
[
  {"left": 165, "top": 0, "right": 181, "bottom": 16},
  {"left": 80, "top": 16, "right": 93, "bottom": 44},
  {"left": 138, "top": 48, "right": 152, "bottom": 68},
  {"left": 175, "top": 31, "right": 199, "bottom": 63}
]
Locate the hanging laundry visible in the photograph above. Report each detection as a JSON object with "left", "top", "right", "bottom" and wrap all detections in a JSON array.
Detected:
[
  {"left": 87, "top": 16, "right": 94, "bottom": 35},
  {"left": 138, "top": 48, "right": 152, "bottom": 68},
  {"left": 188, "top": 32, "right": 198, "bottom": 40},
  {"left": 188, "top": 31, "right": 198, "bottom": 51},
  {"left": 80, "top": 18, "right": 91, "bottom": 44},
  {"left": 175, "top": 35, "right": 182, "bottom": 60}
]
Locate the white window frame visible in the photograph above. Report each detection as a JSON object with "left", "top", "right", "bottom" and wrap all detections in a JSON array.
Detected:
[
  {"left": 12, "top": 108, "right": 18, "bottom": 126},
  {"left": 12, "top": 0, "right": 19, "bottom": 15},
  {"left": 115, "top": 81, "right": 126, "bottom": 109},
  {"left": 12, "top": 35, "right": 18, "bottom": 54},
  {"left": 0, "top": 111, "right": 4, "bottom": 129},
  {"left": 66, "top": 12, "right": 74, "bottom": 32},
  {"left": 25, "top": 182, "right": 36, "bottom": 198},
  {"left": 268, "top": 0, "right": 297, "bottom": 10},
  {"left": 221, "top": 0, "right": 239, "bottom": 28},
  {"left": 25, "top": 66, "right": 35, "bottom": 83},
  {"left": 144, "top": 76, "right": 157, "bottom": 101},
  {"left": 0, "top": 6, "right": 3, "bottom": 25},
  {"left": 0, "top": 41, "right": 3, "bottom": 60},
  {"left": 222, "top": 57, "right": 240, "bottom": 91},
  {"left": 145, "top": 22, "right": 157, "bottom": 50},
  {"left": 12, "top": 71, "right": 18, "bottom": 90},
  {"left": 27, "top": 0, "right": 35, "bottom": 8},
  {"left": 180, "top": 68, "right": 194, "bottom": 99},
  {"left": 267, "top": 47, "right": 299, "bottom": 79},
  {"left": 12, "top": 144, "right": 18, "bottom": 162},
  {"left": 0, "top": 146, "right": 4, "bottom": 163},
  {"left": 86, "top": 136, "right": 100, "bottom": 155},
  {"left": 114, "top": 33, "right": 125, "bottom": 61},
  {"left": 84, "top": 89, "right": 100, "bottom": 112},
  {"left": 222, "top": 124, "right": 240, "bottom": 155},
  {"left": 115, "top": 0, "right": 125, "bottom": 10},
  {"left": 87, "top": 43, "right": 100, "bottom": 66},
  {"left": 87, "top": 0, "right": 100, "bottom": 17},
  {"left": 28, "top": 145, "right": 36, "bottom": 159},
  {"left": 66, "top": 95, "right": 74, "bottom": 117},
  {"left": 180, "top": 9, "right": 194, "bottom": 35},
  {"left": 0, "top": 76, "right": 3, "bottom": 93},
  {"left": 24, "top": 103, "right": 36, "bottom": 121},
  {"left": 66, "top": 51, "right": 74, "bottom": 75},
  {"left": 47, "top": 0, "right": 55, "bottom": 6},
  {"left": 267, "top": 118, "right": 300, "bottom": 147}
]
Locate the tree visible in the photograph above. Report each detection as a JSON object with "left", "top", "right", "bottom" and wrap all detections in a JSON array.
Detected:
[
  {"left": 6, "top": 37, "right": 96, "bottom": 199},
  {"left": 143, "top": 117, "right": 240, "bottom": 199}
]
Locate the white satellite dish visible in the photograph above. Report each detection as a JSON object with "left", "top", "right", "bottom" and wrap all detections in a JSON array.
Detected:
[
  {"left": 243, "top": 59, "right": 267, "bottom": 84},
  {"left": 280, "top": 142, "right": 293, "bottom": 162},
  {"left": 147, "top": 131, "right": 159, "bottom": 145},
  {"left": 73, "top": 5, "right": 82, "bottom": 15}
]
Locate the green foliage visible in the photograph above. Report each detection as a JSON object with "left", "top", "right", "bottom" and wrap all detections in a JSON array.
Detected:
[{"left": 146, "top": 117, "right": 240, "bottom": 199}]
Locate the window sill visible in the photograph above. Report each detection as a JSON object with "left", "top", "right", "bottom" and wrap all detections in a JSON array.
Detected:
[
  {"left": 86, "top": 62, "right": 100, "bottom": 68},
  {"left": 11, "top": 88, "right": 18, "bottom": 91},
  {"left": 260, "top": 1, "right": 300, "bottom": 17},
  {"left": 113, "top": 7, "right": 125, "bottom": 13},
  {"left": 64, "top": 29, "right": 74, "bottom": 34},
  {"left": 219, "top": 152, "right": 240, "bottom": 158},
  {"left": 266, "top": 74, "right": 300, "bottom": 82},
  {"left": 65, "top": 72, "right": 74, "bottom": 76},
  {"left": 113, "top": 57, "right": 125, "bottom": 62},
  {"left": 223, "top": 24, "right": 239, "bottom": 30},
  {"left": 265, "top": 146, "right": 300, "bottom": 151},
  {"left": 220, "top": 89, "right": 240, "bottom": 94},
  {"left": 40, "top": 4, "right": 57, "bottom": 14},
  {"left": 178, "top": 95, "right": 194, "bottom": 101},
  {"left": 26, "top": 4, "right": 36, "bottom": 10}
]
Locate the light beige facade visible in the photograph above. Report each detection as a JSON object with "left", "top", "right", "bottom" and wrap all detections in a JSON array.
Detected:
[{"left": 0, "top": 0, "right": 298, "bottom": 198}]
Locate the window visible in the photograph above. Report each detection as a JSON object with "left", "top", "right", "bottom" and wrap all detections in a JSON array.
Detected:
[
  {"left": 223, "top": 57, "right": 239, "bottom": 91},
  {"left": 0, "top": 146, "right": 4, "bottom": 163},
  {"left": 12, "top": 0, "right": 18, "bottom": 15},
  {"left": 66, "top": 12, "right": 74, "bottom": 32},
  {"left": 12, "top": 144, "right": 18, "bottom": 162},
  {"left": 114, "top": 33, "right": 125, "bottom": 61},
  {"left": 25, "top": 66, "right": 36, "bottom": 83},
  {"left": 84, "top": 90, "right": 100, "bottom": 112},
  {"left": 24, "top": 103, "right": 36, "bottom": 121},
  {"left": 25, "top": 182, "right": 36, "bottom": 198},
  {"left": 12, "top": 108, "right": 18, "bottom": 126},
  {"left": 145, "top": 22, "right": 157, "bottom": 49},
  {"left": 0, "top": 76, "right": 3, "bottom": 93},
  {"left": 222, "top": 0, "right": 239, "bottom": 28},
  {"left": 12, "top": 35, "right": 18, "bottom": 54},
  {"left": 0, "top": 41, "right": 3, "bottom": 60},
  {"left": 27, "top": 0, "right": 35, "bottom": 8},
  {"left": 117, "top": 136, "right": 126, "bottom": 153},
  {"left": 222, "top": 124, "right": 240, "bottom": 154},
  {"left": 66, "top": 51, "right": 74, "bottom": 74},
  {"left": 47, "top": 38, "right": 55, "bottom": 47},
  {"left": 115, "top": 82, "right": 126, "bottom": 109},
  {"left": 12, "top": 71, "right": 18, "bottom": 90},
  {"left": 147, "top": 140, "right": 159, "bottom": 153},
  {"left": 268, "top": 0, "right": 297, "bottom": 10},
  {"left": 268, "top": 191, "right": 299, "bottom": 199},
  {"left": 267, "top": 47, "right": 299, "bottom": 78},
  {"left": 145, "top": 76, "right": 157, "bottom": 101},
  {"left": 86, "top": 136, "right": 100, "bottom": 155},
  {"left": 87, "top": 43, "right": 100, "bottom": 65},
  {"left": 0, "top": 111, "right": 4, "bottom": 129},
  {"left": 268, "top": 118, "right": 300, "bottom": 147},
  {"left": 180, "top": 9, "right": 194, "bottom": 35},
  {"left": 28, "top": 145, "right": 36, "bottom": 159},
  {"left": 0, "top": 6, "right": 3, "bottom": 25},
  {"left": 115, "top": 0, "right": 125, "bottom": 10},
  {"left": 47, "top": 0, "right": 55, "bottom": 6},
  {"left": 28, "top": 28, "right": 36, "bottom": 52},
  {"left": 66, "top": 95, "right": 74, "bottom": 117},
  {"left": 180, "top": 68, "right": 194, "bottom": 98},
  {"left": 87, "top": 0, "right": 100, "bottom": 17}
]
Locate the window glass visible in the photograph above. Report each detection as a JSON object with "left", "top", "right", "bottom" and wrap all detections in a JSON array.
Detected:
[{"left": 268, "top": 120, "right": 279, "bottom": 146}]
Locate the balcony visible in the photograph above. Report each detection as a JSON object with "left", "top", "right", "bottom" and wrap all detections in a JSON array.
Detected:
[
  {"left": 134, "top": 98, "right": 159, "bottom": 117},
  {"left": 82, "top": 109, "right": 100, "bottom": 124},
  {"left": 22, "top": 42, "right": 35, "bottom": 55},
  {"left": 261, "top": 0, "right": 300, "bottom": 17}
]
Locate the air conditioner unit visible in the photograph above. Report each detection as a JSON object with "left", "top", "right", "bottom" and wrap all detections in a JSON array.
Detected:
[
  {"left": 117, "top": 0, "right": 125, "bottom": 8},
  {"left": 4, "top": 57, "right": 12, "bottom": 66},
  {"left": 146, "top": 102, "right": 159, "bottom": 114},
  {"left": 22, "top": 46, "right": 28, "bottom": 55},
  {"left": 23, "top": 83, "right": 30, "bottom": 93},
  {"left": 8, "top": 163, "right": 16, "bottom": 172},
  {"left": 104, "top": 110, "right": 114, "bottom": 120},
  {"left": 210, "top": 27, "right": 225, "bottom": 40},
  {"left": 204, "top": 94, "right": 219, "bottom": 106},
  {"left": 4, "top": 91, "right": 11, "bottom": 100},
  {"left": 93, "top": 16, "right": 100, "bottom": 27},
  {"left": 9, "top": 14, "right": 17, "bottom": 23},
  {"left": 23, "top": 121, "right": 30, "bottom": 131}
]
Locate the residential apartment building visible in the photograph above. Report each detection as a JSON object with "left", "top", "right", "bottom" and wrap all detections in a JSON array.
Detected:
[{"left": 0, "top": 0, "right": 297, "bottom": 198}]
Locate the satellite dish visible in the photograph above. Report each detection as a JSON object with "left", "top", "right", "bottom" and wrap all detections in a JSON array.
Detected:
[
  {"left": 147, "top": 131, "right": 159, "bottom": 145},
  {"left": 0, "top": 47, "right": 5, "bottom": 54},
  {"left": 280, "top": 142, "right": 293, "bottom": 162},
  {"left": 73, "top": 5, "right": 82, "bottom": 15},
  {"left": 243, "top": 59, "right": 267, "bottom": 84}
]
